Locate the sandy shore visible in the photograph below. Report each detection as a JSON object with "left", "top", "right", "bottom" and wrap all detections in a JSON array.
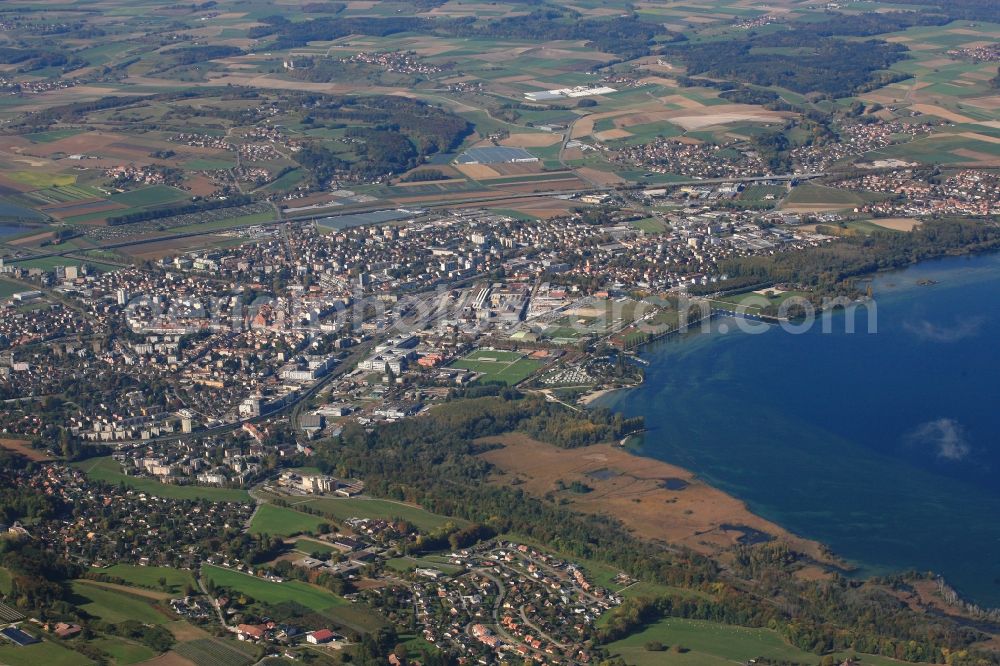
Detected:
[
  {"left": 577, "top": 386, "right": 629, "bottom": 407},
  {"left": 479, "top": 433, "right": 839, "bottom": 566}
]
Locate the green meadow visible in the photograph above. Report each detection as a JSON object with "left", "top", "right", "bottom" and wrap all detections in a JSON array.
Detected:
[
  {"left": 202, "top": 565, "right": 346, "bottom": 611},
  {"left": 249, "top": 504, "right": 329, "bottom": 537}
]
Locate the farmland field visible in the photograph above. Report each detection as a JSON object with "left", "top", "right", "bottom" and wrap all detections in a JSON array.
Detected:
[
  {"left": 74, "top": 456, "right": 251, "bottom": 503},
  {"left": 202, "top": 565, "right": 346, "bottom": 611},
  {"left": 70, "top": 580, "right": 170, "bottom": 625},
  {"left": 0, "top": 640, "right": 93, "bottom": 666},
  {"left": 174, "top": 638, "right": 255, "bottom": 666},
  {"left": 0, "top": 279, "right": 23, "bottom": 299},
  {"left": 91, "top": 564, "right": 195, "bottom": 594},
  {"left": 604, "top": 617, "right": 910, "bottom": 666},
  {"left": 449, "top": 349, "right": 543, "bottom": 385},
  {"left": 109, "top": 185, "right": 188, "bottom": 208},
  {"left": 739, "top": 185, "right": 786, "bottom": 202},
  {"left": 24, "top": 128, "right": 85, "bottom": 143},
  {"left": 782, "top": 183, "right": 865, "bottom": 207},
  {"left": 324, "top": 604, "right": 390, "bottom": 634},
  {"left": 6, "top": 172, "right": 76, "bottom": 189},
  {"left": 89, "top": 637, "right": 156, "bottom": 665},
  {"left": 248, "top": 504, "right": 329, "bottom": 537}
]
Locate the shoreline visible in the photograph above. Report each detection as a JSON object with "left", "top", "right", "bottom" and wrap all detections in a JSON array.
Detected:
[
  {"left": 587, "top": 251, "right": 1000, "bottom": 613},
  {"left": 478, "top": 433, "right": 846, "bottom": 571},
  {"left": 577, "top": 385, "right": 630, "bottom": 407}
]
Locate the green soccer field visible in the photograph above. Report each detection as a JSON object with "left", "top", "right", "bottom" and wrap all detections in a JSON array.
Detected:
[{"left": 450, "top": 350, "right": 543, "bottom": 385}]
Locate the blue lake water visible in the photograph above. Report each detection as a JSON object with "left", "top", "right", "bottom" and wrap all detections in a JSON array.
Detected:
[{"left": 598, "top": 252, "right": 1000, "bottom": 608}]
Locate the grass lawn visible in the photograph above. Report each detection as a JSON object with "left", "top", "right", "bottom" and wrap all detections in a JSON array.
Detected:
[
  {"left": 0, "top": 640, "right": 93, "bottom": 666},
  {"left": 385, "top": 556, "right": 464, "bottom": 576},
  {"left": 109, "top": 185, "right": 188, "bottom": 208},
  {"left": 92, "top": 564, "right": 195, "bottom": 595},
  {"left": 74, "top": 456, "right": 250, "bottom": 503},
  {"left": 169, "top": 211, "right": 276, "bottom": 234},
  {"left": 604, "top": 617, "right": 822, "bottom": 665},
  {"left": 605, "top": 617, "right": 912, "bottom": 666},
  {"left": 292, "top": 497, "right": 461, "bottom": 532},
  {"left": 71, "top": 580, "right": 169, "bottom": 625},
  {"left": 292, "top": 538, "right": 338, "bottom": 556},
  {"left": 89, "top": 637, "right": 156, "bottom": 665},
  {"left": 186, "top": 158, "right": 236, "bottom": 170},
  {"left": 24, "top": 128, "right": 84, "bottom": 143},
  {"left": 630, "top": 217, "right": 667, "bottom": 233},
  {"left": 710, "top": 290, "right": 811, "bottom": 314},
  {"left": 784, "top": 183, "right": 864, "bottom": 206},
  {"left": 399, "top": 633, "right": 439, "bottom": 660},
  {"left": 323, "top": 604, "right": 389, "bottom": 634},
  {"left": 0, "top": 279, "right": 22, "bottom": 300},
  {"left": 249, "top": 504, "right": 329, "bottom": 537},
  {"left": 203, "top": 566, "right": 346, "bottom": 611},
  {"left": 739, "top": 185, "right": 786, "bottom": 202}
]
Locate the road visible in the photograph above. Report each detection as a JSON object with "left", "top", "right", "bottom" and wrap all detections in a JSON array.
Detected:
[
  {"left": 196, "top": 572, "right": 231, "bottom": 631},
  {"left": 470, "top": 566, "right": 584, "bottom": 666}
]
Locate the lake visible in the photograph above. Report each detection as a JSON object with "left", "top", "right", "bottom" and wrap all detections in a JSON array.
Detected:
[{"left": 598, "top": 252, "right": 1000, "bottom": 608}]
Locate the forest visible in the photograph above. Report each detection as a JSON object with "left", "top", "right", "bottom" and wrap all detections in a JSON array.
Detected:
[
  {"left": 878, "top": 0, "right": 999, "bottom": 22},
  {"left": 439, "top": 10, "right": 684, "bottom": 60},
  {"left": 664, "top": 33, "right": 909, "bottom": 97},
  {"left": 250, "top": 15, "right": 431, "bottom": 48},
  {"left": 252, "top": 10, "right": 681, "bottom": 59},
  {"left": 293, "top": 93, "right": 471, "bottom": 181},
  {"left": 692, "top": 219, "right": 1000, "bottom": 298}
]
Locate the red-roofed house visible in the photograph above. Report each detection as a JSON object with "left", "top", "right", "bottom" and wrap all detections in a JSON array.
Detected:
[
  {"left": 307, "top": 629, "right": 335, "bottom": 644},
  {"left": 236, "top": 624, "right": 266, "bottom": 641}
]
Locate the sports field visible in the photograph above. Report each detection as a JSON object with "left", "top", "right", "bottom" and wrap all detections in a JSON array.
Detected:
[
  {"left": 449, "top": 349, "right": 543, "bottom": 385},
  {"left": 202, "top": 565, "right": 346, "bottom": 611}
]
